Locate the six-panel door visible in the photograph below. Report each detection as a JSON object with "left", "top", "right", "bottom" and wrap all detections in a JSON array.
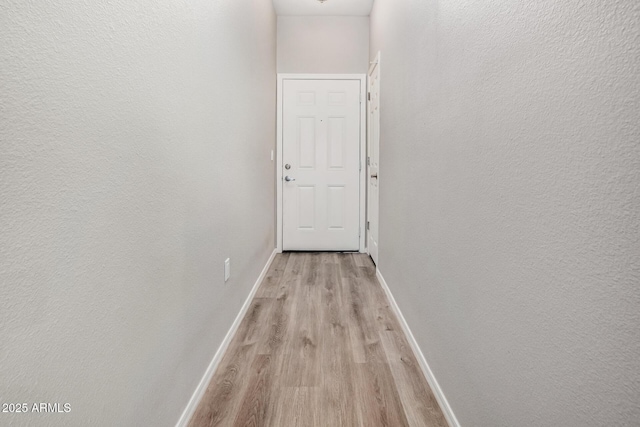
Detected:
[{"left": 282, "top": 79, "right": 361, "bottom": 251}]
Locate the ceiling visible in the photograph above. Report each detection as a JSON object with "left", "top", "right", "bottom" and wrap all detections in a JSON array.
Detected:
[{"left": 272, "top": 0, "right": 374, "bottom": 16}]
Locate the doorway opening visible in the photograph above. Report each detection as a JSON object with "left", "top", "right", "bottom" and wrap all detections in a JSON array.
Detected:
[{"left": 276, "top": 74, "right": 366, "bottom": 252}]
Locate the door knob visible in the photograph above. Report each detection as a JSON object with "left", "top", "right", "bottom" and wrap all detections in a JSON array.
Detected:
[{"left": 284, "top": 176, "right": 296, "bottom": 182}]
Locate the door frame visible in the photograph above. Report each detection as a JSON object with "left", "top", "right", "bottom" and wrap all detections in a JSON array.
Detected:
[
  {"left": 367, "top": 52, "right": 381, "bottom": 264},
  {"left": 276, "top": 73, "right": 367, "bottom": 253}
]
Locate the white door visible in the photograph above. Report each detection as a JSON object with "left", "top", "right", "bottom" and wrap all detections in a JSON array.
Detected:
[
  {"left": 282, "top": 79, "right": 361, "bottom": 251},
  {"left": 367, "top": 56, "right": 380, "bottom": 265}
]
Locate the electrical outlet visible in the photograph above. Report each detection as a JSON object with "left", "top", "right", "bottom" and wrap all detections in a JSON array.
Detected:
[{"left": 224, "top": 258, "right": 230, "bottom": 282}]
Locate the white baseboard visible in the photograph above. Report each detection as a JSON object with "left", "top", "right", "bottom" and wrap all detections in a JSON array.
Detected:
[
  {"left": 376, "top": 269, "right": 461, "bottom": 427},
  {"left": 175, "top": 248, "right": 278, "bottom": 427}
]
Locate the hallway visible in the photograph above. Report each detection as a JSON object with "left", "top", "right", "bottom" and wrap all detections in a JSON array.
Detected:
[
  {"left": 189, "top": 253, "right": 447, "bottom": 426},
  {"left": 3, "top": 0, "right": 639, "bottom": 425}
]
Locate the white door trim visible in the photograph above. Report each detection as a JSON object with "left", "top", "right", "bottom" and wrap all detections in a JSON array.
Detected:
[
  {"left": 367, "top": 52, "right": 381, "bottom": 264},
  {"left": 368, "top": 52, "right": 379, "bottom": 76},
  {"left": 277, "top": 74, "right": 367, "bottom": 253}
]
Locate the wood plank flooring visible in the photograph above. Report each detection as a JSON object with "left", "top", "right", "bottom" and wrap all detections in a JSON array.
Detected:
[{"left": 189, "top": 253, "right": 448, "bottom": 427}]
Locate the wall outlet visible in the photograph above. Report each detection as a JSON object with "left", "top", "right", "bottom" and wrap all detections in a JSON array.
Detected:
[{"left": 224, "top": 258, "right": 230, "bottom": 282}]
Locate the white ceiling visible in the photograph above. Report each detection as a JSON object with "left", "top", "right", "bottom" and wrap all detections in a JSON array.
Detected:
[{"left": 273, "top": 0, "right": 374, "bottom": 16}]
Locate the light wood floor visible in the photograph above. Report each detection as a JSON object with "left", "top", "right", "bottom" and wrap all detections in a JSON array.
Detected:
[{"left": 189, "top": 252, "right": 448, "bottom": 427}]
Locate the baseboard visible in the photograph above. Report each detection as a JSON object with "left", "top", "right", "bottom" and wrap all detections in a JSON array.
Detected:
[
  {"left": 175, "top": 248, "right": 278, "bottom": 427},
  {"left": 376, "top": 269, "right": 461, "bottom": 427}
]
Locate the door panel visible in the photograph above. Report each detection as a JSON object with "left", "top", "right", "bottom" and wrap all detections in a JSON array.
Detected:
[
  {"left": 327, "top": 185, "right": 346, "bottom": 229},
  {"left": 327, "top": 118, "right": 346, "bottom": 169},
  {"left": 297, "top": 186, "right": 316, "bottom": 229},
  {"left": 283, "top": 79, "right": 361, "bottom": 251},
  {"left": 298, "top": 117, "right": 317, "bottom": 169},
  {"left": 368, "top": 58, "right": 380, "bottom": 265}
]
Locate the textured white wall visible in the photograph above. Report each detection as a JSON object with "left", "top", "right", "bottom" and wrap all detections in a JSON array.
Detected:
[
  {"left": 0, "top": 0, "right": 276, "bottom": 425},
  {"left": 370, "top": 1, "right": 640, "bottom": 426},
  {"left": 277, "top": 16, "right": 369, "bottom": 73}
]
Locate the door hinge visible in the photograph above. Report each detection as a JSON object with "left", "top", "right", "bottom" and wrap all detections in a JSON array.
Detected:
[
  {"left": 368, "top": 92, "right": 371, "bottom": 101},
  {"left": 367, "top": 221, "right": 370, "bottom": 230},
  {"left": 367, "top": 156, "right": 371, "bottom": 166}
]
